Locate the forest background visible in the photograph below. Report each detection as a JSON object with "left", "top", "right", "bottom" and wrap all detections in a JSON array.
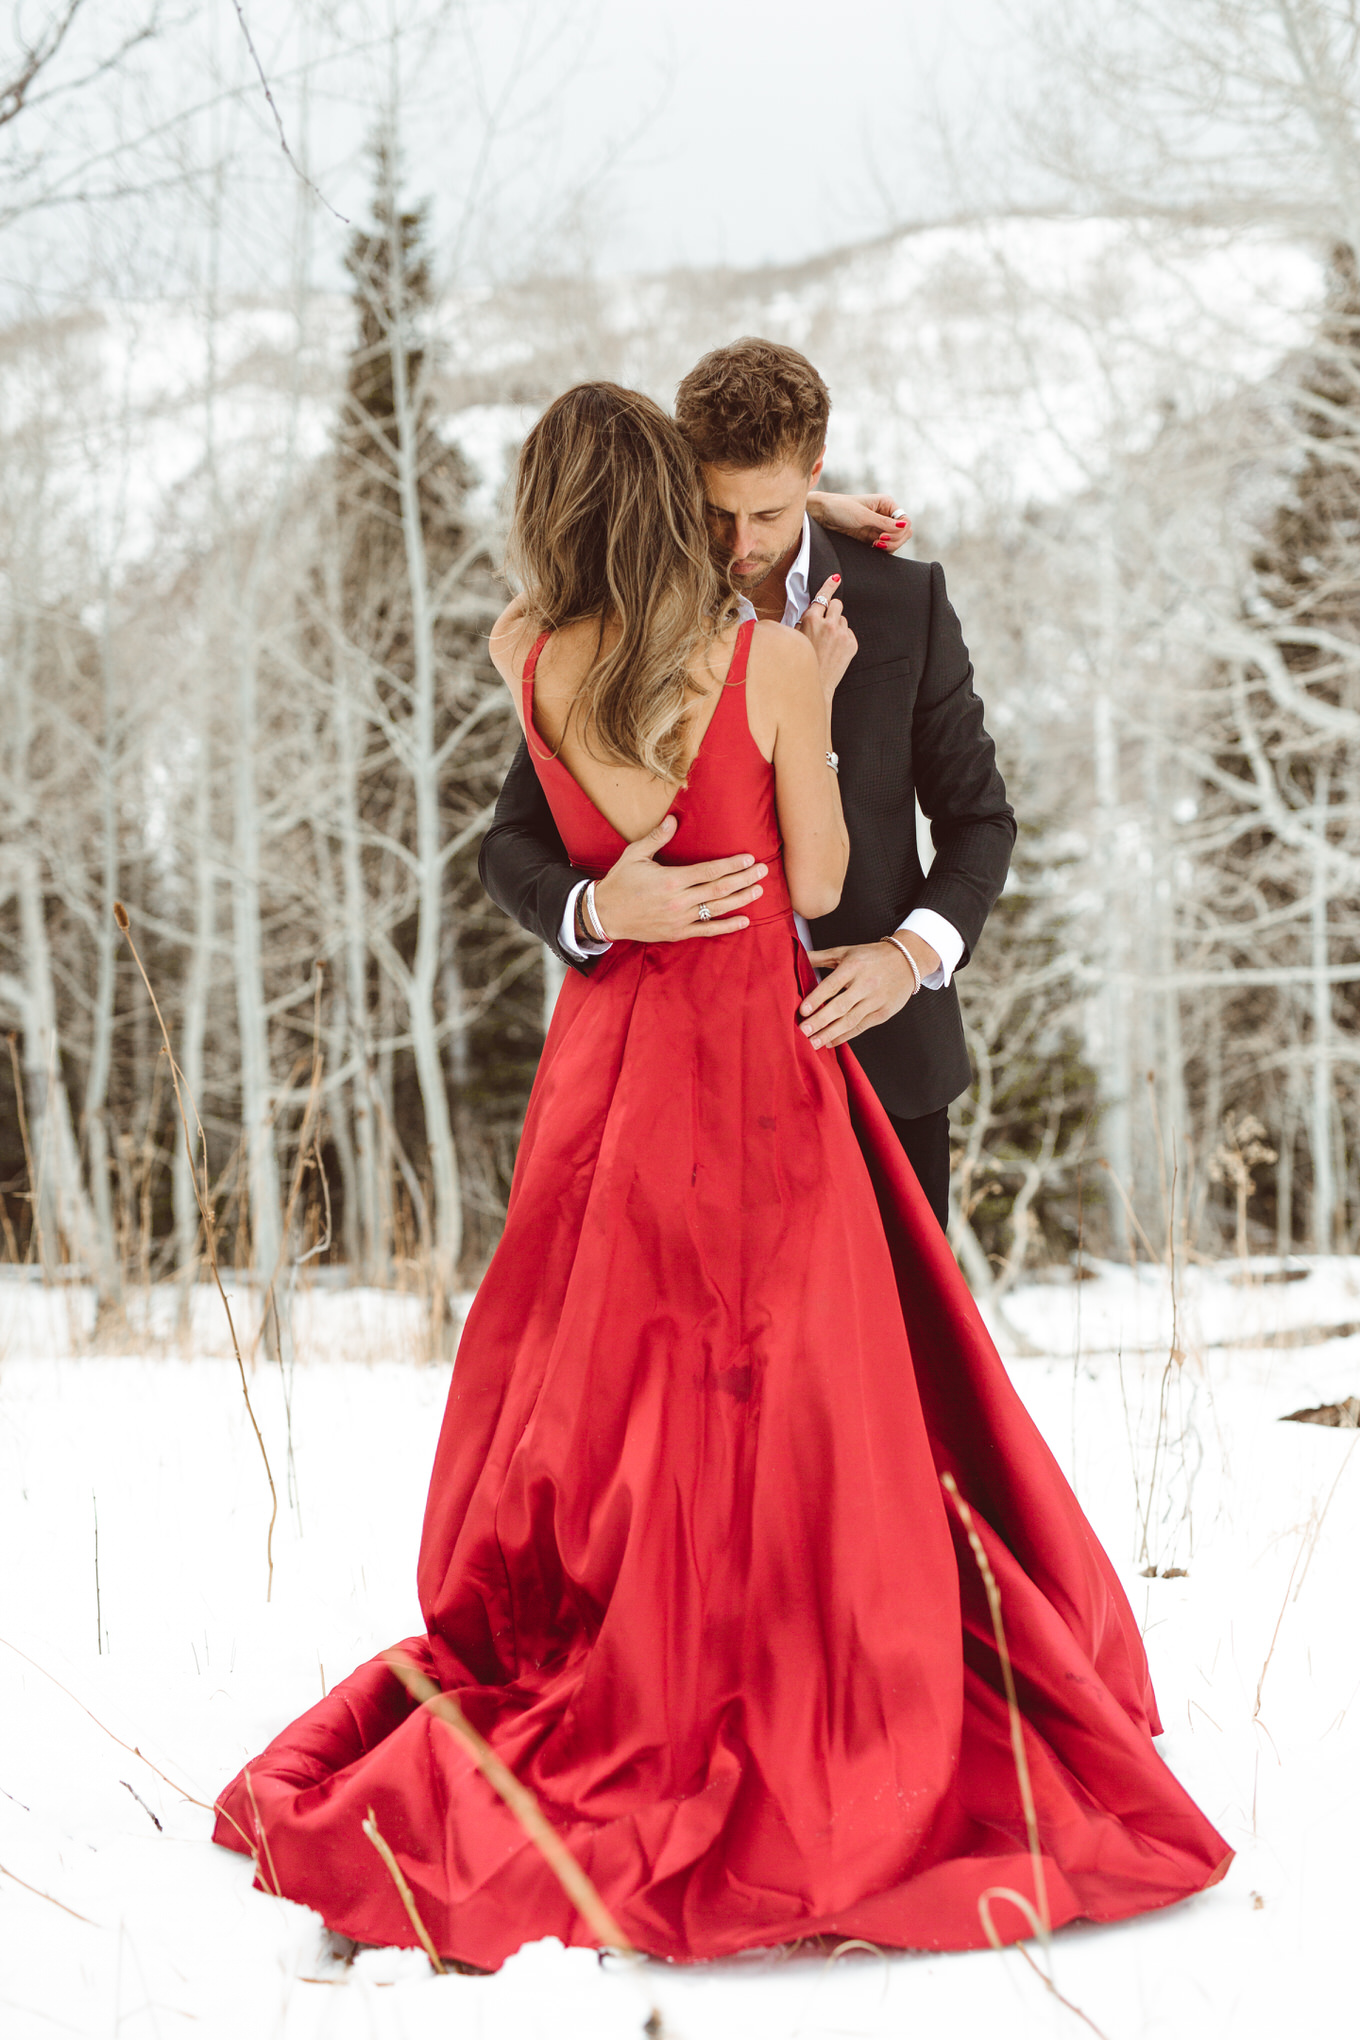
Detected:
[{"left": 4, "top": 0, "right": 1360, "bottom": 1351}]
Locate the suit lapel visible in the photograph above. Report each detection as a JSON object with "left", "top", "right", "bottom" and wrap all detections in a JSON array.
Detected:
[{"left": 807, "top": 518, "right": 840, "bottom": 593}]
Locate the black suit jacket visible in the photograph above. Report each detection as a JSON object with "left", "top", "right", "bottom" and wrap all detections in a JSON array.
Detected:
[{"left": 478, "top": 526, "right": 1015, "bottom": 1118}]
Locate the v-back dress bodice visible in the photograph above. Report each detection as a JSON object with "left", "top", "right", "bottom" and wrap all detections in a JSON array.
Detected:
[
  {"left": 521, "top": 616, "right": 792, "bottom": 919},
  {"left": 214, "top": 617, "right": 1230, "bottom": 1968}
]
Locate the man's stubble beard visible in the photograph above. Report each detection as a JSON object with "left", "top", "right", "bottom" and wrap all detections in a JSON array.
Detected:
[{"left": 712, "top": 545, "right": 786, "bottom": 597}]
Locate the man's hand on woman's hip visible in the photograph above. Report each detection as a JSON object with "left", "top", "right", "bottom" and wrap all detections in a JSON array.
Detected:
[
  {"left": 592, "top": 814, "right": 767, "bottom": 943},
  {"left": 798, "top": 932, "right": 940, "bottom": 1050}
]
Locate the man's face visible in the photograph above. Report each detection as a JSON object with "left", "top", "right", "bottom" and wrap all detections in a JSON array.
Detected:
[{"left": 700, "top": 449, "right": 826, "bottom": 594}]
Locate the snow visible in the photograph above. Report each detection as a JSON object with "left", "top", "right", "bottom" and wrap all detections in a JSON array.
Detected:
[{"left": 1, "top": 1259, "right": 1357, "bottom": 2039}]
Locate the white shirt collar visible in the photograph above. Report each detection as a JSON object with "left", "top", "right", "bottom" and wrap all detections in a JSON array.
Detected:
[
  {"left": 736, "top": 513, "right": 813, "bottom": 629},
  {"left": 785, "top": 513, "right": 812, "bottom": 614}
]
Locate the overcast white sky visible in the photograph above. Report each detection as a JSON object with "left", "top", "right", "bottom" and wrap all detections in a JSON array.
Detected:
[
  {"left": 523, "top": 0, "right": 1028, "bottom": 274},
  {"left": 1, "top": 0, "right": 1036, "bottom": 306}
]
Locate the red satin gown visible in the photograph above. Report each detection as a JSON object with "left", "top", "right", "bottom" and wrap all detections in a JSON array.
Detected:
[{"left": 214, "top": 620, "right": 1230, "bottom": 1965}]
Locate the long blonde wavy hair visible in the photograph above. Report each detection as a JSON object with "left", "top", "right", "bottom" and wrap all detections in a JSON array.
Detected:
[{"left": 505, "top": 382, "right": 739, "bottom": 783}]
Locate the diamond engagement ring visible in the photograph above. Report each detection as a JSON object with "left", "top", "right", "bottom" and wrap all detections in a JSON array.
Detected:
[{"left": 697, "top": 902, "right": 711, "bottom": 922}]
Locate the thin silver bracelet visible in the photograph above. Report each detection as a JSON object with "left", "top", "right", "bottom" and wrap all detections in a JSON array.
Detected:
[
  {"left": 583, "top": 880, "right": 609, "bottom": 944},
  {"left": 882, "top": 931, "right": 921, "bottom": 995}
]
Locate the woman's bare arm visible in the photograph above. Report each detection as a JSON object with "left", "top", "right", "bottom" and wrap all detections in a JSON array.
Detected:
[
  {"left": 747, "top": 623, "right": 849, "bottom": 921},
  {"left": 490, "top": 596, "right": 535, "bottom": 732},
  {"left": 808, "top": 491, "right": 912, "bottom": 553}
]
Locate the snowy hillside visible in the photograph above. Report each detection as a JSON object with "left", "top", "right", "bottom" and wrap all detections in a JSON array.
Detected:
[
  {"left": 1, "top": 1258, "right": 1356, "bottom": 2038},
  {"left": 0, "top": 215, "right": 1323, "bottom": 581}
]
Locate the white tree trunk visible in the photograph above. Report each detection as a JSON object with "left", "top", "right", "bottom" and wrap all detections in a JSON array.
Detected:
[
  {"left": 332, "top": 645, "right": 384, "bottom": 1281},
  {"left": 3, "top": 599, "right": 101, "bottom": 1281},
  {"left": 175, "top": 706, "right": 215, "bottom": 1299},
  {"left": 386, "top": 197, "right": 462, "bottom": 1304},
  {"left": 230, "top": 626, "right": 283, "bottom": 1293},
  {"left": 15, "top": 847, "right": 101, "bottom": 1278},
  {"left": 80, "top": 607, "right": 123, "bottom": 1303},
  {"left": 1309, "top": 767, "right": 1335, "bottom": 1251},
  {"left": 1092, "top": 673, "right": 1134, "bottom": 1249}
]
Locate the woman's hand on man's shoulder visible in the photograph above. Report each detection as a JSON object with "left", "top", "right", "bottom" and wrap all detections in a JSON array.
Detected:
[{"left": 795, "top": 577, "right": 858, "bottom": 702}]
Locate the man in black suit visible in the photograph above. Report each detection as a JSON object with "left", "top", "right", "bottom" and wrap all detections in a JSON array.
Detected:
[{"left": 478, "top": 339, "right": 1014, "bottom": 1230}]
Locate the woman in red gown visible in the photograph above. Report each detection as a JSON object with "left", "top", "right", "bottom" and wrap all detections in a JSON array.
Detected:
[{"left": 215, "top": 385, "right": 1230, "bottom": 1967}]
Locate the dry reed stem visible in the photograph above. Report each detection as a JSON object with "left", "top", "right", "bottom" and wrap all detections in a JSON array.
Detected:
[
  {"left": 1014, "top": 1937, "right": 1111, "bottom": 2039},
  {"left": 1097, "top": 1159, "right": 1163, "bottom": 1268},
  {"left": 1135, "top": 1150, "right": 1193, "bottom": 1572},
  {"left": 113, "top": 902, "right": 278, "bottom": 1599},
  {"left": 0, "top": 1858, "right": 99, "bottom": 1927},
  {"left": 946, "top": 1490, "right": 1114, "bottom": 2040},
  {"left": 9, "top": 1629, "right": 263, "bottom": 1870},
  {"left": 1255, "top": 1435, "right": 1358, "bottom": 1718},
  {"left": 383, "top": 1649, "right": 634, "bottom": 1954},
  {"left": 249, "top": 967, "right": 328, "bottom": 1513},
  {"left": 940, "top": 1475, "right": 1051, "bottom": 1941},
  {"left": 361, "top": 1806, "right": 446, "bottom": 1974},
  {"left": 979, "top": 1887, "right": 1112, "bottom": 2035},
  {"left": 242, "top": 1768, "right": 281, "bottom": 1898},
  {"left": 0, "top": 1627, "right": 260, "bottom": 1867},
  {"left": 92, "top": 1494, "right": 102, "bottom": 1654}
]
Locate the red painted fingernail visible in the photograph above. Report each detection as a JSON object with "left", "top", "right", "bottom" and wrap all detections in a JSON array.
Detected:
[
  {"left": 832, "top": 574, "right": 840, "bottom": 581},
  {"left": 895, "top": 518, "right": 907, "bottom": 527}
]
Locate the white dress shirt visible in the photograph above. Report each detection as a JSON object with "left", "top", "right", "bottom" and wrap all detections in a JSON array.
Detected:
[{"left": 557, "top": 514, "right": 964, "bottom": 990}]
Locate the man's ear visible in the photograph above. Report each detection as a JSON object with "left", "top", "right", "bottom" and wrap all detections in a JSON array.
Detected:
[{"left": 807, "top": 448, "right": 826, "bottom": 490}]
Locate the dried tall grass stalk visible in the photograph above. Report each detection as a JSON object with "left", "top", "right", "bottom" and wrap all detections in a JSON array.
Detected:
[
  {"left": 362, "top": 1806, "right": 446, "bottom": 1974},
  {"left": 942, "top": 1482, "right": 1118, "bottom": 2039},
  {"left": 92, "top": 1493, "right": 102, "bottom": 1654},
  {"left": 1255, "top": 1435, "right": 1358, "bottom": 1718},
  {"left": 0, "top": 1629, "right": 262, "bottom": 1867},
  {"left": 1138, "top": 1154, "right": 1185, "bottom": 1568},
  {"left": 940, "top": 1474, "right": 1051, "bottom": 1941},
  {"left": 384, "top": 1649, "right": 634, "bottom": 1954},
  {"left": 0, "top": 1858, "right": 99, "bottom": 1926},
  {"left": 113, "top": 902, "right": 278, "bottom": 1598},
  {"left": 978, "top": 1890, "right": 1111, "bottom": 2039},
  {"left": 250, "top": 964, "right": 330, "bottom": 1513},
  {"left": 242, "top": 1767, "right": 281, "bottom": 1898}
]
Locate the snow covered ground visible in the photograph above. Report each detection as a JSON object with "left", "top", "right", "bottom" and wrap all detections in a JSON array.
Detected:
[{"left": 1, "top": 1257, "right": 1357, "bottom": 2040}]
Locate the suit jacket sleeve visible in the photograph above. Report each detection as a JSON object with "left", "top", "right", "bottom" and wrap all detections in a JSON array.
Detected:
[
  {"left": 910, "top": 561, "right": 1016, "bottom": 960},
  {"left": 477, "top": 737, "right": 599, "bottom": 973}
]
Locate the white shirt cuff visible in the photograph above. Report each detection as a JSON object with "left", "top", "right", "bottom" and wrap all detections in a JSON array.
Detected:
[
  {"left": 897, "top": 908, "right": 963, "bottom": 989},
  {"left": 560, "top": 879, "right": 611, "bottom": 960}
]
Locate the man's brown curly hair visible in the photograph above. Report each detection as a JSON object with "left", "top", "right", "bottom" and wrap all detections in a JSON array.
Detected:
[{"left": 675, "top": 337, "right": 830, "bottom": 475}]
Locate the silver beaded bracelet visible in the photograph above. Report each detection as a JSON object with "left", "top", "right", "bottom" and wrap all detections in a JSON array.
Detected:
[{"left": 882, "top": 931, "right": 922, "bottom": 995}]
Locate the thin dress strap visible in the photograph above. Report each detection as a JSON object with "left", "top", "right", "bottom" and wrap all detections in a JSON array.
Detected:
[
  {"left": 726, "top": 617, "right": 756, "bottom": 686},
  {"left": 521, "top": 630, "right": 553, "bottom": 761}
]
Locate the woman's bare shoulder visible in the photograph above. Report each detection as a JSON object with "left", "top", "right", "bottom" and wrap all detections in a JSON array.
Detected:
[
  {"left": 747, "top": 619, "right": 818, "bottom": 688},
  {"left": 489, "top": 596, "right": 537, "bottom": 684}
]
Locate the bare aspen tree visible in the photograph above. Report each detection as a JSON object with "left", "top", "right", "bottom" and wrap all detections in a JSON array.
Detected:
[
  {"left": 997, "top": 0, "right": 1360, "bottom": 1251},
  {"left": 0, "top": 529, "right": 102, "bottom": 1281}
]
